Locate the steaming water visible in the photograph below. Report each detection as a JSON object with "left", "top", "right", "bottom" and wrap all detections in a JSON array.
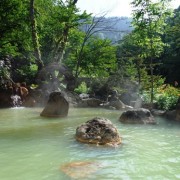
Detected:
[{"left": 0, "top": 108, "right": 180, "bottom": 180}]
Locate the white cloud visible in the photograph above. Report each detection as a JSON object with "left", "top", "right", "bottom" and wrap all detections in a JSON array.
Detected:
[{"left": 77, "top": 0, "right": 180, "bottom": 17}]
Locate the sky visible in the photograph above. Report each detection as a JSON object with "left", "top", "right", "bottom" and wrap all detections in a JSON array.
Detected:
[{"left": 77, "top": 0, "right": 180, "bottom": 17}]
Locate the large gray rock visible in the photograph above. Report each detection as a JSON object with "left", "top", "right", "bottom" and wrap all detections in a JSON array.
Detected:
[
  {"left": 40, "top": 92, "right": 69, "bottom": 117},
  {"left": 119, "top": 108, "right": 156, "bottom": 124},
  {"left": 75, "top": 117, "right": 121, "bottom": 146},
  {"left": 78, "top": 98, "right": 103, "bottom": 107}
]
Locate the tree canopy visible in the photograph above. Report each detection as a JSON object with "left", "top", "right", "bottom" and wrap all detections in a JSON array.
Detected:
[{"left": 0, "top": 0, "right": 179, "bottom": 104}]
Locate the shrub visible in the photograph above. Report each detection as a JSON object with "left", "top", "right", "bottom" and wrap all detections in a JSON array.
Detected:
[
  {"left": 74, "top": 82, "right": 89, "bottom": 94},
  {"left": 156, "top": 85, "right": 180, "bottom": 110},
  {"left": 157, "top": 95, "right": 179, "bottom": 110}
]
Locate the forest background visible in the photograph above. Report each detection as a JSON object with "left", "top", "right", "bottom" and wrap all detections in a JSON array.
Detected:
[{"left": 0, "top": 0, "right": 180, "bottom": 110}]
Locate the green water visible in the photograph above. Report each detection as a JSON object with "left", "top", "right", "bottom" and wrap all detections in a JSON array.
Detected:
[{"left": 0, "top": 107, "right": 180, "bottom": 180}]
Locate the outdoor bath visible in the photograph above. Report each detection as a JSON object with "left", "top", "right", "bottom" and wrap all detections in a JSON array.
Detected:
[{"left": 0, "top": 107, "right": 180, "bottom": 180}]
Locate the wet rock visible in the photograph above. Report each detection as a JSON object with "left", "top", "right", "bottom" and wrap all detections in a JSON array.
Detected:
[
  {"left": 79, "top": 93, "right": 89, "bottom": 99},
  {"left": 102, "top": 99, "right": 133, "bottom": 110},
  {"left": 119, "top": 108, "right": 156, "bottom": 124},
  {"left": 151, "top": 109, "right": 165, "bottom": 116},
  {"left": 40, "top": 91, "right": 69, "bottom": 117},
  {"left": 164, "top": 110, "right": 176, "bottom": 120},
  {"left": 78, "top": 98, "right": 103, "bottom": 107},
  {"left": 75, "top": 117, "right": 121, "bottom": 146},
  {"left": 60, "top": 161, "right": 102, "bottom": 179},
  {"left": 22, "top": 95, "right": 36, "bottom": 107},
  {"left": 108, "top": 99, "right": 125, "bottom": 110},
  {"left": 162, "top": 98, "right": 180, "bottom": 121},
  {"left": 0, "top": 91, "right": 12, "bottom": 108}
]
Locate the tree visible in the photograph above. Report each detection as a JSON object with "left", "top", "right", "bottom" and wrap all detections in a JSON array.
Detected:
[
  {"left": 30, "top": 0, "right": 44, "bottom": 71},
  {"left": 65, "top": 14, "right": 119, "bottom": 79},
  {"left": 37, "top": 0, "right": 89, "bottom": 64},
  {"left": 0, "top": 0, "right": 31, "bottom": 57},
  {"left": 117, "top": 33, "right": 144, "bottom": 85},
  {"left": 131, "top": 0, "right": 172, "bottom": 103},
  {"left": 160, "top": 6, "right": 180, "bottom": 84},
  {"left": 66, "top": 36, "right": 117, "bottom": 78}
]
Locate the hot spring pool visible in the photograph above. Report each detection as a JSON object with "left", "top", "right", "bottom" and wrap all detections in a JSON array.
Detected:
[{"left": 0, "top": 107, "right": 180, "bottom": 180}]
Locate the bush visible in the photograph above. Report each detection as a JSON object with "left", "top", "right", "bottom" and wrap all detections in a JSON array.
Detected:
[
  {"left": 156, "top": 85, "right": 180, "bottom": 110},
  {"left": 74, "top": 82, "right": 89, "bottom": 94},
  {"left": 157, "top": 95, "right": 179, "bottom": 110}
]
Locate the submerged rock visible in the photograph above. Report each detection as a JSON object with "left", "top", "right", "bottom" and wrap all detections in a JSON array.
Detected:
[
  {"left": 40, "top": 91, "right": 69, "bottom": 117},
  {"left": 75, "top": 117, "right": 121, "bottom": 146},
  {"left": 60, "top": 161, "right": 102, "bottom": 179},
  {"left": 119, "top": 108, "right": 156, "bottom": 124}
]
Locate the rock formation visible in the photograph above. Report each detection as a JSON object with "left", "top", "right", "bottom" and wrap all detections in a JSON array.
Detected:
[
  {"left": 119, "top": 108, "right": 156, "bottom": 124},
  {"left": 40, "top": 91, "right": 69, "bottom": 117},
  {"left": 75, "top": 117, "right": 121, "bottom": 146}
]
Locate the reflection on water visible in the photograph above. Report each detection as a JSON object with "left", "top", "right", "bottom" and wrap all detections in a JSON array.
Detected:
[{"left": 0, "top": 108, "right": 180, "bottom": 180}]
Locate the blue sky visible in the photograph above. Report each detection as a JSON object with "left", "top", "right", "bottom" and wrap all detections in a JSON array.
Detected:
[{"left": 77, "top": 0, "right": 180, "bottom": 17}]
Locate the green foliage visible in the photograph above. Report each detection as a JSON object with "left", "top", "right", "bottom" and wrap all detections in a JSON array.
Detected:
[
  {"left": 0, "top": 0, "right": 178, "bottom": 92},
  {"left": 131, "top": 0, "right": 172, "bottom": 103},
  {"left": 140, "top": 76, "right": 165, "bottom": 102},
  {"left": 88, "top": 78, "right": 108, "bottom": 93},
  {"left": 16, "top": 64, "right": 38, "bottom": 83},
  {"left": 117, "top": 33, "right": 145, "bottom": 83},
  {"left": 141, "top": 75, "right": 165, "bottom": 91},
  {"left": 157, "top": 95, "right": 178, "bottom": 110},
  {"left": 142, "top": 84, "right": 180, "bottom": 110},
  {"left": 160, "top": 6, "right": 180, "bottom": 84},
  {"left": 0, "top": 0, "right": 32, "bottom": 57},
  {"left": 74, "top": 82, "right": 89, "bottom": 94},
  {"left": 155, "top": 85, "right": 180, "bottom": 110},
  {"left": 0, "top": 66, "right": 10, "bottom": 81},
  {"left": 66, "top": 36, "right": 117, "bottom": 78},
  {"left": 36, "top": 0, "right": 90, "bottom": 63}
]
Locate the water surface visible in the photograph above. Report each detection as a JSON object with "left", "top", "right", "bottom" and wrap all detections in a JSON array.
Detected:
[{"left": 0, "top": 108, "right": 180, "bottom": 180}]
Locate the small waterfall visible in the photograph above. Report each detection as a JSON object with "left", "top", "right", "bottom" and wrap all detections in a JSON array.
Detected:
[{"left": 11, "top": 95, "right": 22, "bottom": 107}]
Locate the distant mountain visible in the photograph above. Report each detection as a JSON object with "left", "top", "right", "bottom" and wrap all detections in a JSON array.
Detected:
[
  {"left": 96, "top": 17, "right": 133, "bottom": 43},
  {"left": 80, "top": 16, "right": 133, "bottom": 43}
]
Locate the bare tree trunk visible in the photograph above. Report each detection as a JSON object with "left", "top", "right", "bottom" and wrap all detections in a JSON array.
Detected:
[
  {"left": 54, "top": 26, "right": 69, "bottom": 63},
  {"left": 30, "top": 0, "right": 44, "bottom": 70},
  {"left": 150, "top": 39, "right": 154, "bottom": 104},
  {"left": 53, "top": 0, "right": 78, "bottom": 63}
]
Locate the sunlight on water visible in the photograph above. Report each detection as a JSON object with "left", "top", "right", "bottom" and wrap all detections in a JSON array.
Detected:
[{"left": 0, "top": 108, "right": 180, "bottom": 180}]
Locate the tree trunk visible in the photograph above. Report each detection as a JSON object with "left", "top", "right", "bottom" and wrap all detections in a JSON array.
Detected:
[
  {"left": 30, "top": 0, "right": 44, "bottom": 71},
  {"left": 53, "top": 0, "right": 78, "bottom": 63},
  {"left": 150, "top": 38, "right": 154, "bottom": 104},
  {"left": 54, "top": 26, "right": 69, "bottom": 63}
]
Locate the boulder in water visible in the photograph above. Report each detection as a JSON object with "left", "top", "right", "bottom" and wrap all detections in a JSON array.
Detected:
[
  {"left": 75, "top": 117, "right": 121, "bottom": 146},
  {"left": 40, "top": 92, "right": 69, "bottom": 117},
  {"left": 119, "top": 108, "right": 156, "bottom": 124},
  {"left": 60, "top": 161, "right": 102, "bottom": 179}
]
